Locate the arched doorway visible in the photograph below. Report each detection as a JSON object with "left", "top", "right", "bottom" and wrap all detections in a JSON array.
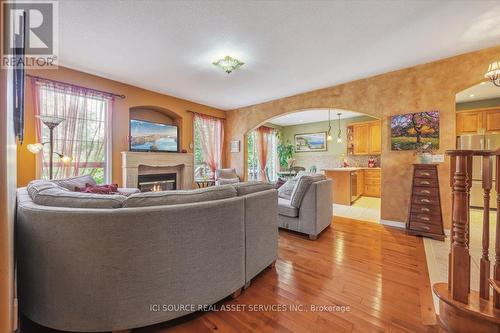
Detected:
[{"left": 245, "top": 108, "right": 383, "bottom": 223}]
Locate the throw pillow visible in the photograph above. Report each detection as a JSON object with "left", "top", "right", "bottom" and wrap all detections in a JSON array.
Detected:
[
  {"left": 51, "top": 175, "right": 97, "bottom": 191},
  {"left": 278, "top": 178, "right": 297, "bottom": 200},
  {"left": 275, "top": 177, "right": 286, "bottom": 189},
  {"left": 75, "top": 183, "right": 119, "bottom": 194}
]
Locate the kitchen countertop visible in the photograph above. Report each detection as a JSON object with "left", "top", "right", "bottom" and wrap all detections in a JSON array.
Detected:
[{"left": 322, "top": 167, "right": 381, "bottom": 171}]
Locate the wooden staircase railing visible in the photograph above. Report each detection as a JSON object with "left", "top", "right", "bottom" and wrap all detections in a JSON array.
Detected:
[{"left": 433, "top": 149, "right": 500, "bottom": 333}]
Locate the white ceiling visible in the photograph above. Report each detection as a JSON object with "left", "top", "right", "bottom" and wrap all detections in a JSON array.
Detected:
[
  {"left": 269, "top": 109, "right": 368, "bottom": 126},
  {"left": 456, "top": 81, "right": 500, "bottom": 103},
  {"left": 59, "top": 0, "right": 500, "bottom": 110}
]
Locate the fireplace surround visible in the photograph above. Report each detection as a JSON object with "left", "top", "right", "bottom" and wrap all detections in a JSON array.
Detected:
[{"left": 122, "top": 151, "right": 194, "bottom": 190}]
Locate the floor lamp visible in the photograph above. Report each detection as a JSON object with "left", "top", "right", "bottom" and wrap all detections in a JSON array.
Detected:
[{"left": 27, "top": 115, "right": 72, "bottom": 180}]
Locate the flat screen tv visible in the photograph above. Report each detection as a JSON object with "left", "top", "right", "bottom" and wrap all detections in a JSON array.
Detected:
[{"left": 129, "top": 119, "right": 179, "bottom": 152}]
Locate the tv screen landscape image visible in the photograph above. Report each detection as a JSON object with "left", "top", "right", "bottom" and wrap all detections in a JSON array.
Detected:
[{"left": 130, "top": 119, "right": 178, "bottom": 152}]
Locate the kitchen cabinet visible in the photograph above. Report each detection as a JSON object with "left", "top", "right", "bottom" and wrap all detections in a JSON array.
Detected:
[
  {"left": 363, "top": 169, "right": 381, "bottom": 197},
  {"left": 349, "top": 120, "right": 381, "bottom": 155},
  {"left": 323, "top": 168, "right": 381, "bottom": 205},
  {"left": 485, "top": 110, "right": 500, "bottom": 132},
  {"left": 352, "top": 124, "right": 369, "bottom": 155},
  {"left": 456, "top": 109, "right": 500, "bottom": 135}
]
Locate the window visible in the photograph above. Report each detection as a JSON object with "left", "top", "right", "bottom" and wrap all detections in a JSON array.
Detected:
[
  {"left": 193, "top": 113, "right": 224, "bottom": 179},
  {"left": 247, "top": 127, "right": 278, "bottom": 182},
  {"left": 34, "top": 80, "right": 112, "bottom": 183}
]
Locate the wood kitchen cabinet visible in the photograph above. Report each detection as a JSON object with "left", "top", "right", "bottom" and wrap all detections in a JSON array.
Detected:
[
  {"left": 352, "top": 124, "right": 370, "bottom": 155},
  {"left": 349, "top": 120, "right": 381, "bottom": 155},
  {"left": 484, "top": 110, "right": 500, "bottom": 132},
  {"left": 456, "top": 108, "right": 500, "bottom": 135},
  {"left": 363, "top": 169, "right": 381, "bottom": 197},
  {"left": 323, "top": 168, "right": 381, "bottom": 206}
]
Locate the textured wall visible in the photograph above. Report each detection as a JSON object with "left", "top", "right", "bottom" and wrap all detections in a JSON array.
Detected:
[{"left": 225, "top": 45, "right": 500, "bottom": 226}]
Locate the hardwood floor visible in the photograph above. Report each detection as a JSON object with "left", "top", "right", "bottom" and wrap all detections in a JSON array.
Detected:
[{"left": 20, "top": 217, "right": 443, "bottom": 333}]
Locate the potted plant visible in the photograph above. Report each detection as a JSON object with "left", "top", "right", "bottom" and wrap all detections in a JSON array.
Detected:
[
  {"left": 276, "top": 131, "right": 294, "bottom": 170},
  {"left": 414, "top": 142, "right": 435, "bottom": 164}
]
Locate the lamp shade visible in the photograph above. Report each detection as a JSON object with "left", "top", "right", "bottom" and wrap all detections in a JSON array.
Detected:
[{"left": 485, "top": 61, "right": 500, "bottom": 79}]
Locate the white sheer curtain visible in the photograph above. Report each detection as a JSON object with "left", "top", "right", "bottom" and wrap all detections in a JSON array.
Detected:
[
  {"left": 32, "top": 78, "right": 113, "bottom": 183},
  {"left": 193, "top": 113, "right": 224, "bottom": 177}
]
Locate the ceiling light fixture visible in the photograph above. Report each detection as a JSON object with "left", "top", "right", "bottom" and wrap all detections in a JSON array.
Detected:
[
  {"left": 327, "top": 109, "right": 332, "bottom": 141},
  {"left": 485, "top": 61, "right": 500, "bottom": 87},
  {"left": 212, "top": 55, "right": 244, "bottom": 74},
  {"left": 337, "top": 113, "right": 343, "bottom": 143}
]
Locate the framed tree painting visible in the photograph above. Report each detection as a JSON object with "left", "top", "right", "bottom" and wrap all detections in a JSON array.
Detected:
[
  {"left": 391, "top": 111, "right": 439, "bottom": 150},
  {"left": 294, "top": 132, "right": 327, "bottom": 152}
]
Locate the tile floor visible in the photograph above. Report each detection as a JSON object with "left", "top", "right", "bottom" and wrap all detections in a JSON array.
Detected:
[
  {"left": 424, "top": 208, "right": 497, "bottom": 313},
  {"left": 332, "top": 196, "right": 381, "bottom": 223}
]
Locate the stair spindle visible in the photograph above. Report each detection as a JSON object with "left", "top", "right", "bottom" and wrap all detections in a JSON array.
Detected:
[{"left": 480, "top": 155, "right": 492, "bottom": 300}]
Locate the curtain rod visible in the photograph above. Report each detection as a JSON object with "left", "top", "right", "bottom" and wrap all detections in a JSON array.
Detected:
[
  {"left": 26, "top": 74, "right": 126, "bottom": 99},
  {"left": 186, "top": 110, "right": 225, "bottom": 120}
]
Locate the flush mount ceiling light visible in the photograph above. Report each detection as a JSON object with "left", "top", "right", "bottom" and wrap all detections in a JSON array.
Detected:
[
  {"left": 485, "top": 61, "right": 500, "bottom": 86},
  {"left": 212, "top": 56, "right": 244, "bottom": 74}
]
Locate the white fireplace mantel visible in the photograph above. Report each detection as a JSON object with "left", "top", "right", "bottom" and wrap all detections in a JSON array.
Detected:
[{"left": 121, "top": 151, "right": 194, "bottom": 190}]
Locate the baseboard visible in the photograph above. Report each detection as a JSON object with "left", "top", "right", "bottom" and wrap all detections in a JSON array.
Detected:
[{"left": 380, "top": 219, "right": 406, "bottom": 229}]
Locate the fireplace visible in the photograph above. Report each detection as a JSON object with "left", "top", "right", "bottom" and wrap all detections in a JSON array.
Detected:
[
  {"left": 122, "top": 152, "right": 194, "bottom": 190},
  {"left": 138, "top": 173, "right": 176, "bottom": 192}
]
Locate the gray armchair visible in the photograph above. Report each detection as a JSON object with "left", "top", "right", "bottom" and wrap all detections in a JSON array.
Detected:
[
  {"left": 215, "top": 168, "right": 240, "bottom": 185},
  {"left": 277, "top": 173, "right": 332, "bottom": 240}
]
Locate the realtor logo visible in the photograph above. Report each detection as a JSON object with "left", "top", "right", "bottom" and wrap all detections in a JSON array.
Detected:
[{"left": 1, "top": 0, "right": 58, "bottom": 68}]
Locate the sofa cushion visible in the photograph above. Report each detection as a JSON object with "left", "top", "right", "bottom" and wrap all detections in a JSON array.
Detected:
[
  {"left": 26, "top": 180, "right": 65, "bottom": 200},
  {"left": 290, "top": 173, "right": 326, "bottom": 208},
  {"left": 33, "top": 187, "right": 126, "bottom": 209},
  {"left": 278, "top": 198, "right": 298, "bottom": 217},
  {"left": 51, "top": 175, "right": 97, "bottom": 191},
  {"left": 277, "top": 178, "right": 297, "bottom": 200},
  {"left": 124, "top": 184, "right": 237, "bottom": 208},
  {"left": 216, "top": 177, "right": 240, "bottom": 185},
  {"left": 232, "top": 181, "right": 274, "bottom": 196},
  {"left": 215, "top": 168, "right": 238, "bottom": 180}
]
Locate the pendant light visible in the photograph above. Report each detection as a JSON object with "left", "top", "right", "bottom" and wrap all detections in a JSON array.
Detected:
[
  {"left": 337, "top": 113, "right": 343, "bottom": 143},
  {"left": 327, "top": 109, "right": 332, "bottom": 141}
]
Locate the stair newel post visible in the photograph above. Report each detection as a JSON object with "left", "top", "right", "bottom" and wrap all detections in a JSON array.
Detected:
[
  {"left": 494, "top": 154, "right": 500, "bottom": 308},
  {"left": 449, "top": 152, "right": 471, "bottom": 304},
  {"left": 480, "top": 154, "right": 492, "bottom": 300}
]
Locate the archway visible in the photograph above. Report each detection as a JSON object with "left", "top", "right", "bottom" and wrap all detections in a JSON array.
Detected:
[{"left": 245, "top": 107, "right": 383, "bottom": 224}]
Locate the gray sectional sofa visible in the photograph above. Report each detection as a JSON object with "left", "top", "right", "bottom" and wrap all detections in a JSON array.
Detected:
[
  {"left": 16, "top": 177, "right": 277, "bottom": 332},
  {"left": 277, "top": 172, "right": 333, "bottom": 240}
]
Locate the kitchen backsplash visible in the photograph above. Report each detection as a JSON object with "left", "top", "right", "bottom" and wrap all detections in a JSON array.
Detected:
[{"left": 289, "top": 154, "right": 380, "bottom": 171}]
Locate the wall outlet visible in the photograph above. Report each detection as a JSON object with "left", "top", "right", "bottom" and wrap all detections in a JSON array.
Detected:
[{"left": 432, "top": 154, "right": 445, "bottom": 163}]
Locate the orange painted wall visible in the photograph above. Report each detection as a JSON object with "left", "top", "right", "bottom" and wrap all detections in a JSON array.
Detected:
[{"left": 18, "top": 66, "right": 225, "bottom": 187}]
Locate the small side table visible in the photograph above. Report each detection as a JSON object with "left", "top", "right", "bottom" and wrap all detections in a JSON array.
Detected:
[{"left": 195, "top": 179, "right": 215, "bottom": 188}]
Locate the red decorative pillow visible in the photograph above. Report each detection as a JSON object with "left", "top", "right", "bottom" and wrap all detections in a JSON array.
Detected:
[
  {"left": 275, "top": 178, "right": 286, "bottom": 189},
  {"left": 75, "top": 183, "right": 119, "bottom": 194}
]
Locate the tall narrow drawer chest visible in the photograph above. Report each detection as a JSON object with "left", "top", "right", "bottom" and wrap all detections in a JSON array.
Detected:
[{"left": 407, "top": 164, "right": 445, "bottom": 241}]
